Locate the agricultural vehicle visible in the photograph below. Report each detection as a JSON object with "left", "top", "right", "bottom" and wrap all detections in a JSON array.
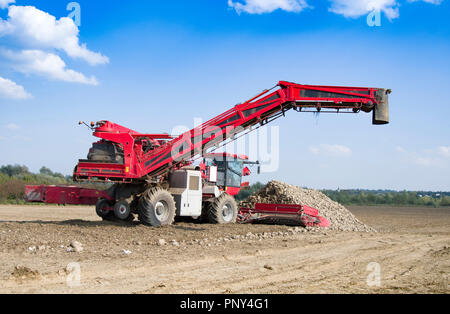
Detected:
[{"left": 70, "top": 81, "right": 390, "bottom": 226}]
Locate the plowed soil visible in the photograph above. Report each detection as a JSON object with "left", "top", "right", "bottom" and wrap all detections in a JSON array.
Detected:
[{"left": 0, "top": 204, "right": 448, "bottom": 293}]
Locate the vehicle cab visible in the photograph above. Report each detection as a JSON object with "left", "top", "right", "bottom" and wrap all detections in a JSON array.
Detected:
[{"left": 202, "top": 153, "right": 258, "bottom": 196}]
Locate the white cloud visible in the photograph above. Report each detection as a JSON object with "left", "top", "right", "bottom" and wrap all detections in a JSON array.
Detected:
[
  {"left": 0, "top": 76, "right": 32, "bottom": 99},
  {"left": 412, "top": 156, "right": 443, "bottom": 167},
  {"left": 396, "top": 145, "right": 449, "bottom": 167},
  {"left": 309, "top": 144, "right": 352, "bottom": 156},
  {"left": 408, "top": 0, "right": 443, "bottom": 4},
  {"left": 228, "top": 0, "right": 309, "bottom": 14},
  {"left": 4, "top": 49, "right": 99, "bottom": 85},
  {"left": 328, "top": 0, "right": 399, "bottom": 19},
  {"left": 438, "top": 146, "right": 450, "bottom": 158},
  {"left": 0, "top": 0, "right": 14, "bottom": 9},
  {"left": 228, "top": 0, "right": 443, "bottom": 18},
  {"left": 328, "top": 0, "right": 444, "bottom": 19},
  {"left": 0, "top": 5, "right": 108, "bottom": 65},
  {"left": 0, "top": 4, "right": 107, "bottom": 95},
  {"left": 5, "top": 123, "right": 19, "bottom": 130}
]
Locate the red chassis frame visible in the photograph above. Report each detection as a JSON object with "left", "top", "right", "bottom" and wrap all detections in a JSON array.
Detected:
[
  {"left": 74, "top": 81, "right": 389, "bottom": 183},
  {"left": 239, "top": 203, "right": 331, "bottom": 227},
  {"left": 25, "top": 185, "right": 113, "bottom": 205}
]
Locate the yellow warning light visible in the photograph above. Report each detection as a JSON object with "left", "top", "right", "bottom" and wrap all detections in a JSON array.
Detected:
[{"left": 125, "top": 167, "right": 129, "bottom": 173}]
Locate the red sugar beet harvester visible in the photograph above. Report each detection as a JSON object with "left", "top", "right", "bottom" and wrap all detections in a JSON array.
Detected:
[{"left": 26, "top": 81, "right": 390, "bottom": 227}]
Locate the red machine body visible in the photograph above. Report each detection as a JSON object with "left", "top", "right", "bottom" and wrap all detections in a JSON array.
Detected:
[
  {"left": 25, "top": 185, "right": 113, "bottom": 205},
  {"left": 239, "top": 203, "right": 331, "bottom": 227},
  {"left": 74, "top": 81, "right": 390, "bottom": 184}
]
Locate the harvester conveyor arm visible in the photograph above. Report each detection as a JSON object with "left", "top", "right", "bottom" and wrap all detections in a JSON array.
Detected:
[{"left": 74, "top": 81, "right": 390, "bottom": 182}]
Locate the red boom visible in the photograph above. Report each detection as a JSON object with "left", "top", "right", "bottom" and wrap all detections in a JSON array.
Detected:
[{"left": 74, "top": 81, "right": 390, "bottom": 183}]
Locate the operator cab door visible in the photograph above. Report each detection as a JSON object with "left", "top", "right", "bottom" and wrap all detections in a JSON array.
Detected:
[
  {"left": 169, "top": 170, "right": 202, "bottom": 217},
  {"left": 213, "top": 158, "right": 244, "bottom": 189},
  {"left": 185, "top": 170, "right": 202, "bottom": 216}
]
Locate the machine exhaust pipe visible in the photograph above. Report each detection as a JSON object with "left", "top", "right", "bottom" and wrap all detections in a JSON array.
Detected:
[{"left": 372, "top": 88, "right": 391, "bottom": 125}]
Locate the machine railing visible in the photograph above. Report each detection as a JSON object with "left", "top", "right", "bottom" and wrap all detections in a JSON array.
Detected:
[{"left": 74, "top": 81, "right": 390, "bottom": 182}]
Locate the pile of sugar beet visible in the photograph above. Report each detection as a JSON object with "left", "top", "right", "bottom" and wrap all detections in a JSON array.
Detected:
[{"left": 239, "top": 180, "right": 375, "bottom": 232}]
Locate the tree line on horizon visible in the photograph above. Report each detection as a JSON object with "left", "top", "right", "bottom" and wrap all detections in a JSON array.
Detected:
[
  {"left": 0, "top": 164, "right": 449, "bottom": 207},
  {"left": 235, "top": 183, "right": 450, "bottom": 208},
  {"left": 322, "top": 189, "right": 450, "bottom": 207}
]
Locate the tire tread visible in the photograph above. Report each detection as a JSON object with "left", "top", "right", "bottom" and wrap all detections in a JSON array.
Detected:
[{"left": 138, "top": 188, "right": 176, "bottom": 227}]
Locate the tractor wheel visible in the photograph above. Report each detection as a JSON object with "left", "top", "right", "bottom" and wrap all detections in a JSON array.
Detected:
[
  {"left": 96, "top": 198, "right": 113, "bottom": 220},
  {"left": 208, "top": 193, "right": 238, "bottom": 224},
  {"left": 194, "top": 201, "right": 211, "bottom": 223},
  {"left": 138, "top": 188, "right": 176, "bottom": 227},
  {"left": 114, "top": 200, "right": 131, "bottom": 220}
]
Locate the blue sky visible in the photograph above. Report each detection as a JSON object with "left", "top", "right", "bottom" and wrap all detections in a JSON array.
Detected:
[{"left": 1, "top": 0, "right": 449, "bottom": 190}]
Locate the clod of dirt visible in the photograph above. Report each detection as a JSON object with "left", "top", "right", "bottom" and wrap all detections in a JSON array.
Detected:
[
  {"left": 69, "top": 240, "right": 83, "bottom": 252},
  {"left": 11, "top": 266, "right": 41, "bottom": 280},
  {"left": 431, "top": 246, "right": 450, "bottom": 257},
  {"left": 240, "top": 180, "right": 375, "bottom": 232},
  {"left": 158, "top": 239, "right": 167, "bottom": 246}
]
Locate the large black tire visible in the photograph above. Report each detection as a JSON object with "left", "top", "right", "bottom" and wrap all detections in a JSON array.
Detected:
[
  {"left": 208, "top": 193, "right": 238, "bottom": 224},
  {"left": 96, "top": 198, "right": 114, "bottom": 220},
  {"left": 88, "top": 141, "right": 124, "bottom": 164},
  {"left": 114, "top": 200, "right": 132, "bottom": 220},
  {"left": 138, "top": 188, "right": 176, "bottom": 227},
  {"left": 194, "top": 201, "right": 211, "bottom": 223}
]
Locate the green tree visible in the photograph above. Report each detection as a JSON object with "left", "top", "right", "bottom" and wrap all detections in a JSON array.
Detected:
[
  {"left": 236, "top": 182, "right": 264, "bottom": 201},
  {"left": 39, "top": 166, "right": 53, "bottom": 176},
  {"left": 440, "top": 196, "right": 450, "bottom": 207},
  {"left": 0, "top": 164, "right": 29, "bottom": 177}
]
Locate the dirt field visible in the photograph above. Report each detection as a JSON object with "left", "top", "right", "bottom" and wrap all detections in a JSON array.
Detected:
[{"left": 0, "top": 204, "right": 448, "bottom": 294}]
